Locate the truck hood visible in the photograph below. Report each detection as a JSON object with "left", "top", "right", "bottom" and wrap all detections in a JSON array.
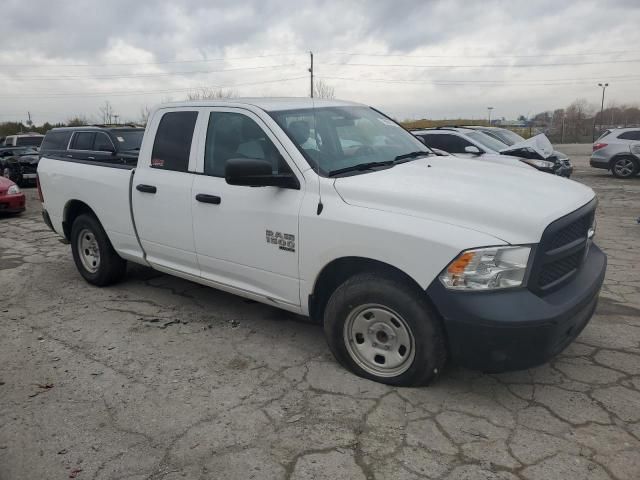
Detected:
[
  {"left": 333, "top": 156, "right": 595, "bottom": 244},
  {"left": 499, "top": 134, "right": 554, "bottom": 160}
]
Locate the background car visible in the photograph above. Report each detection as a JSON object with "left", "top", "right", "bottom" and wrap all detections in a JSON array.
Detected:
[
  {"left": 39, "top": 125, "right": 145, "bottom": 165},
  {"left": 590, "top": 128, "right": 640, "bottom": 178},
  {"left": 0, "top": 175, "right": 25, "bottom": 214},
  {"left": 2, "top": 132, "right": 44, "bottom": 148},
  {"left": 413, "top": 127, "right": 572, "bottom": 177},
  {"left": 463, "top": 125, "right": 573, "bottom": 175},
  {"left": 0, "top": 147, "right": 40, "bottom": 186}
]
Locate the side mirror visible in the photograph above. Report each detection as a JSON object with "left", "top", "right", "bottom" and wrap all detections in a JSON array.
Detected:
[
  {"left": 464, "top": 145, "right": 482, "bottom": 155},
  {"left": 225, "top": 158, "right": 300, "bottom": 189},
  {"left": 416, "top": 136, "right": 427, "bottom": 145}
]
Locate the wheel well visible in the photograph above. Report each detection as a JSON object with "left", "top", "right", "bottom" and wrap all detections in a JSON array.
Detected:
[
  {"left": 308, "top": 257, "right": 425, "bottom": 323},
  {"left": 62, "top": 200, "right": 97, "bottom": 240}
]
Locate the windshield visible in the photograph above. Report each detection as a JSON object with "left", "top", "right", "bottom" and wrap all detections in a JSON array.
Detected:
[
  {"left": 16, "top": 136, "right": 43, "bottom": 147},
  {"left": 113, "top": 130, "right": 144, "bottom": 150},
  {"left": 269, "top": 106, "right": 429, "bottom": 176},
  {"left": 466, "top": 131, "right": 509, "bottom": 152},
  {"left": 483, "top": 128, "right": 525, "bottom": 146}
]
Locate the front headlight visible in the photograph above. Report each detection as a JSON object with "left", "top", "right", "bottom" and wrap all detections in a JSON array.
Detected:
[
  {"left": 7, "top": 184, "right": 20, "bottom": 195},
  {"left": 521, "top": 159, "right": 555, "bottom": 169},
  {"left": 439, "top": 246, "right": 531, "bottom": 291}
]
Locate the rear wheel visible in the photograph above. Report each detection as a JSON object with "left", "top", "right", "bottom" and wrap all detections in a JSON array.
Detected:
[
  {"left": 611, "top": 156, "right": 639, "bottom": 178},
  {"left": 323, "top": 272, "right": 447, "bottom": 386},
  {"left": 70, "top": 214, "right": 126, "bottom": 286}
]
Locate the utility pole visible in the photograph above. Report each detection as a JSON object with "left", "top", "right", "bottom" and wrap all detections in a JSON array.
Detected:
[
  {"left": 561, "top": 115, "right": 565, "bottom": 144},
  {"left": 114, "top": 114, "right": 120, "bottom": 125},
  {"left": 27, "top": 111, "right": 32, "bottom": 128},
  {"left": 487, "top": 107, "right": 494, "bottom": 125},
  {"left": 598, "top": 82, "right": 608, "bottom": 135},
  {"left": 309, "top": 51, "right": 314, "bottom": 98}
]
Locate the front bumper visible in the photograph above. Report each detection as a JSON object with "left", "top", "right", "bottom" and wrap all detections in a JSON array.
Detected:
[
  {"left": 0, "top": 193, "right": 26, "bottom": 213},
  {"left": 555, "top": 164, "right": 573, "bottom": 177},
  {"left": 427, "top": 244, "right": 606, "bottom": 372}
]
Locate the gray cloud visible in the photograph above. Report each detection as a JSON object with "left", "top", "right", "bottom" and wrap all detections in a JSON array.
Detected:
[{"left": 1, "top": 0, "right": 639, "bottom": 124}]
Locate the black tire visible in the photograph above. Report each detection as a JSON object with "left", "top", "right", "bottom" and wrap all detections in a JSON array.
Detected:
[
  {"left": 611, "top": 156, "right": 639, "bottom": 178},
  {"left": 323, "top": 272, "right": 447, "bottom": 387},
  {"left": 70, "top": 213, "right": 127, "bottom": 286}
]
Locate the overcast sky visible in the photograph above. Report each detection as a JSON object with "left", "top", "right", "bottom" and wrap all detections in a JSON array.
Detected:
[{"left": 1, "top": 0, "right": 639, "bottom": 125}]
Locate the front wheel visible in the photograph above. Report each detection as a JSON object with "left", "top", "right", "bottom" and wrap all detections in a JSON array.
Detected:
[
  {"left": 611, "top": 156, "right": 639, "bottom": 178},
  {"left": 323, "top": 273, "right": 447, "bottom": 386},
  {"left": 70, "top": 214, "right": 127, "bottom": 286}
]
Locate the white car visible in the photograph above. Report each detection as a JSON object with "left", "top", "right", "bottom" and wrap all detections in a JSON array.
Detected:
[
  {"left": 2, "top": 132, "right": 44, "bottom": 148},
  {"left": 413, "top": 127, "right": 572, "bottom": 177},
  {"left": 37, "top": 98, "right": 606, "bottom": 386}
]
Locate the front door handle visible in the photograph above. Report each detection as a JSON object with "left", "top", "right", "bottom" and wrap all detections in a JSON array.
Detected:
[
  {"left": 195, "top": 193, "right": 221, "bottom": 205},
  {"left": 136, "top": 184, "right": 157, "bottom": 194}
]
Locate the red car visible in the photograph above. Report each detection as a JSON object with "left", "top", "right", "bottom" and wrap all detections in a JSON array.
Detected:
[{"left": 0, "top": 176, "right": 25, "bottom": 214}]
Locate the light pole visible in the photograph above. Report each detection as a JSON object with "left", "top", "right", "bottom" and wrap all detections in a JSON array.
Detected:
[
  {"left": 598, "top": 83, "right": 608, "bottom": 133},
  {"left": 487, "top": 107, "right": 494, "bottom": 125}
]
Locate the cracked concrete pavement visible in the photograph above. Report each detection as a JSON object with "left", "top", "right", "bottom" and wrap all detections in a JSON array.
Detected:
[{"left": 1, "top": 144, "right": 639, "bottom": 479}]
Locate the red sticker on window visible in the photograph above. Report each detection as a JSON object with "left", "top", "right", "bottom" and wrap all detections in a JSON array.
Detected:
[{"left": 151, "top": 158, "right": 164, "bottom": 167}]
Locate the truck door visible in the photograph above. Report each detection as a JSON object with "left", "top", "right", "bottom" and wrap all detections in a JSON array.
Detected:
[
  {"left": 132, "top": 109, "right": 200, "bottom": 276},
  {"left": 191, "top": 108, "right": 303, "bottom": 307}
]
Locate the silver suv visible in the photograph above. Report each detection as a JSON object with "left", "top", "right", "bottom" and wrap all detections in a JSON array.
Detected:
[{"left": 591, "top": 128, "right": 640, "bottom": 178}]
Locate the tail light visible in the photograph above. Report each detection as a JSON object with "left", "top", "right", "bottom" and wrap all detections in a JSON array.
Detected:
[
  {"left": 593, "top": 143, "right": 608, "bottom": 152},
  {"left": 36, "top": 174, "right": 44, "bottom": 202}
]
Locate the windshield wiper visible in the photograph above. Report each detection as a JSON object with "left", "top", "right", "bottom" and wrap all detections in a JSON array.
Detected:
[
  {"left": 328, "top": 161, "right": 394, "bottom": 177},
  {"left": 393, "top": 150, "right": 431, "bottom": 162},
  {"left": 328, "top": 151, "right": 431, "bottom": 177}
]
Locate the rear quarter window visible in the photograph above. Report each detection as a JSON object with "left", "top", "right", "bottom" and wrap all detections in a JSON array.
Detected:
[
  {"left": 617, "top": 131, "right": 640, "bottom": 141},
  {"left": 41, "top": 131, "right": 72, "bottom": 151},
  {"left": 16, "top": 136, "right": 43, "bottom": 147}
]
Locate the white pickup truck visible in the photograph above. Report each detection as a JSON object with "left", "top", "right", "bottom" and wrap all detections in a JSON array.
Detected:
[{"left": 37, "top": 98, "right": 606, "bottom": 386}]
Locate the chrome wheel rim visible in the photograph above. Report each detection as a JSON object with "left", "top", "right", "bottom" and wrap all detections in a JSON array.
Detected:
[
  {"left": 78, "top": 228, "right": 100, "bottom": 273},
  {"left": 343, "top": 304, "right": 416, "bottom": 377},
  {"left": 3, "top": 168, "right": 10, "bottom": 179},
  {"left": 614, "top": 158, "right": 634, "bottom": 177}
]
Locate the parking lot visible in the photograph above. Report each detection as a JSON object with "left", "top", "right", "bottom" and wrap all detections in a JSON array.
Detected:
[{"left": 0, "top": 144, "right": 639, "bottom": 479}]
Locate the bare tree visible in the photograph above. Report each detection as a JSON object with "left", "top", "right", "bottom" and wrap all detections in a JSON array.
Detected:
[
  {"left": 564, "top": 98, "right": 595, "bottom": 142},
  {"left": 186, "top": 87, "right": 237, "bottom": 100},
  {"left": 99, "top": 100, "right": 115, "bottom": 124},
  {"left": 313, "top": 79, "right": 335, "bottom": 99},
  {"left": 139, "top": 105, "right": 152, "bottom": 125},
  {"left": 66, "top": 115, "right": 90, "bottom": 126}
]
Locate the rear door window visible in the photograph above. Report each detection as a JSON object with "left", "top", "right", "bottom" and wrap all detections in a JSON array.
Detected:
[
  {"left": 151, "top": 111, "right": 198, "bottom": 172},
  {"left": 71, "top": 132, "right": 96, "bottom": 150},
  {"left": 93, "top": 132, "right": 115, "bottom": 152},
  {"left": 618, "top": 131, "right": 640, "bottom": 140}
]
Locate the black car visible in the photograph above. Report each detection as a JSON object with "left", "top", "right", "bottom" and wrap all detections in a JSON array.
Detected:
[
  {"left": 1, "top": 146, "right": 40, "bottom": 186},
  {"left": 39, "top": 125, "right": 145, "bottom": 166}
]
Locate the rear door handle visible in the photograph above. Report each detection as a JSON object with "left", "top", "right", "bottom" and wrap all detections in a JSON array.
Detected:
[
  {"left": 195, "top": 193, "right": 221, "bottom": 205},
  {"left": 136, "top": 184, "right": 157, "bottom": 194}
]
